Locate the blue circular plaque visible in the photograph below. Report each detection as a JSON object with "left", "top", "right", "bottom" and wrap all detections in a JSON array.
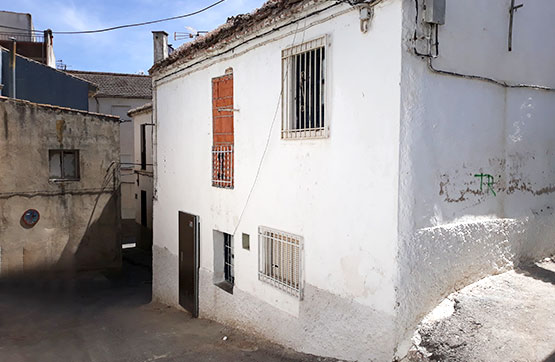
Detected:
[{"left": 22, "top": 209, "right": 40, "bottom": 226}]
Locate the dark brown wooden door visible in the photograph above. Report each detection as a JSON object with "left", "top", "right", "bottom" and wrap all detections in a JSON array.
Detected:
[{"left": 178, "top": 211, "right": 199, "bottom": 317}]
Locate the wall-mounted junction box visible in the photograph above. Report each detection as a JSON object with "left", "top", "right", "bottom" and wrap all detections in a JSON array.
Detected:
[{"left": 424, "top": 0, "right": 446, "bottom": 25}]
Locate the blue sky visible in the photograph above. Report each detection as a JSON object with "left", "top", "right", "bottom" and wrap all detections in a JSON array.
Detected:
[{"left": 2, "top": 0, "right": 266, "bottom": 74}]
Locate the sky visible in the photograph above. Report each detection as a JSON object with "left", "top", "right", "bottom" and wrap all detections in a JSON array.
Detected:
[{"left": 2, "top": 0, "right": 266, "bottom": 74}]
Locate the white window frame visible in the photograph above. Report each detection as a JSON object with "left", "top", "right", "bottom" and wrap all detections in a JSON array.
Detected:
[
  {"left": 258, "top": 226, "right": 304, "bottom": 299},
  {"left": 281, "top": 35, "right": 328, "bottom": 140}
]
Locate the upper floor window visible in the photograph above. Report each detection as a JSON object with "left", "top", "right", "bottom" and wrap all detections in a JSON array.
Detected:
[
  {"left": 282, "top": 36, "right": 327, "bottom": 139},
  {"left": 49, "top": 150, "right": 80, "bottom": 181}
]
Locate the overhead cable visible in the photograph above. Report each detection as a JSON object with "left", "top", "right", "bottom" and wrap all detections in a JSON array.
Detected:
[{"left": 0, "top": 0, "right": 226, "bottom": 35}]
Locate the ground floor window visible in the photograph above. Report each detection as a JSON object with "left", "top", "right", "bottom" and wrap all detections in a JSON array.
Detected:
[{"left": 258, "top": 226, "right": 303, "bottom": 299}]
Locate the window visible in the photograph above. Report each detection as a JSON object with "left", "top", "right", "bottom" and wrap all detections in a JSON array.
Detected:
[
  {"left": 282, "top": 36, "right": 327, "bottom": 139},
  {"left": 49, "top": 150, "right": 79, "bottom": 180},
  {"left": 212, "top": 72, "right": 234, "bottom": 188},
  {"left": 224, "top": 233, "right": 234, "bottom": 285},
  {"left": 258, "top": 226, "right": 303, "bottom": 299},
  {"left": 140, "top": 124, "right": 147, "bottom": 170},
  {"left": 213, "top": 230, "right": 234, "bottom": 293}
]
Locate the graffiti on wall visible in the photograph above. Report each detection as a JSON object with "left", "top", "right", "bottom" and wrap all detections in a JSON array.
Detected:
[{"left": 474, "top": 173, "right": 496, "bottom": 196}]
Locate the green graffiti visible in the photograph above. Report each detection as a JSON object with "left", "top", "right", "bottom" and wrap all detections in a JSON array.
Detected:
[{"left": 474, "top": 173, "right": 496, "bottom": 196}]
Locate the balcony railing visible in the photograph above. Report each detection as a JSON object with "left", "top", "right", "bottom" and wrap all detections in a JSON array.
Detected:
[
  {"left": 212, "top": 144, "right": 234, "bottom": 189},
  {"left": 0, "top": 32, "right": 44, "bottom": 42}
]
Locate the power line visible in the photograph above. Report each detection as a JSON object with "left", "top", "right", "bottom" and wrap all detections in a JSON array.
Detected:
[
  {"left": 0, "top": 0, "right": 226, "bottom": 35},
  {"left": 53, "top": 0, "right": 226, "bottom": 34}
]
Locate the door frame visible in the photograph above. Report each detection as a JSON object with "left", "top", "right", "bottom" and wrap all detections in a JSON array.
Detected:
[{"left": 178, "top": 211, "right": 200, "bottom": 318}]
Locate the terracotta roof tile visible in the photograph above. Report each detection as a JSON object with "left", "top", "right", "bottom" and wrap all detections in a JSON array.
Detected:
[{"left": 67, "top": 70, "right": 152, "bottom": 99}]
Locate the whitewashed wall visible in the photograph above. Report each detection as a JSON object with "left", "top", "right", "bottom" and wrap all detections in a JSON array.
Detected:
[
  {"left": 132, "top": 108, "right": 154, "bottom": 230},
  {"left": 153, "top": 1, "right": 402, "bottom": 360},
  {"left": 89, "top": 96, "right": 150, "bottom": 219},
  {"left": 396, "top": 0, "right": 555, "bottom": 355}
]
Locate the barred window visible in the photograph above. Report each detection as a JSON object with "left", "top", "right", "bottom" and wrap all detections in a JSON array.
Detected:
[
  {"left": 258, "top": 226, "right": 303, "bottom": 299},
  {"left": 281, "top": 36, "right": 327, "bottom": 139}
]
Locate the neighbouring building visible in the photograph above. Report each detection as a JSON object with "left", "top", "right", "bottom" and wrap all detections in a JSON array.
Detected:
[
  {"left": 67, "top": 70, "right": 152, "bottom": 221},
  {"left": 0, "top": 11, "right": 56, "bottom": 67},
  {"left": 148, "top": 0, "right": 555, "bottom": 360},
  {"left": 128, "top": 103, "right": 154, "bottom": 250},
  {"left": 0, "top": 46, "right": 95, "bottom": 110},
  {"left": 0, "top": 96, "right": 121, "bottom": 274}
]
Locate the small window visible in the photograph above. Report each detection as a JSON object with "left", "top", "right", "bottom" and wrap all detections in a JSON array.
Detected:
[
  {"left": 49, "top": 150, "right": 79, "bottom": 180},
  {"left": 258, "top": 226, "right": 303, "bottom": 299},
  {"left": 140, "top": 124, "right": 147, "bottom": 170},
  {"left": 282, "top": 36, "right": 327, "bottom": 139},
  {"left": 224, "top": 233, "right": 234, "bottom": 285},
  {"left": 213, "top": 230, "right": 234, "bottom": 294}
]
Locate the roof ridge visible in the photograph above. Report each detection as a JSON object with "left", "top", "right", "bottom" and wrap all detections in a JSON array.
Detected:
[{"left": 67, "top": 70, "right": 150, "bottom": 78}]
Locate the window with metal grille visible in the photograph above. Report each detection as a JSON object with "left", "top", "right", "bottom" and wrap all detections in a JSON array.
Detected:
[
  {"left": 282, "top": 36, "right": 327, "bottom": 139},
  {"left": 258, "top": 226, "right": 303, "bottom": 299},
  {"left": 212, "top": 72, "right": 234, "bottom": 188},
  {"left": 224, "top": 233, "right": 234, "bottom": 285},
  {"left": 49, "top": 150, "right": 80, "bottom": 181}
]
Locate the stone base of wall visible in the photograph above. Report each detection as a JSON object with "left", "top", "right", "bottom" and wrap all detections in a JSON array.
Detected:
[
  {"left": 152, "top": 244, "right": 179, "bottom": 307},
  {"left": 395, "top": 214, "right": 555, "bottom": 358},
  {"left": 199, "top": 268, "right": 396, "bottom": 362}
]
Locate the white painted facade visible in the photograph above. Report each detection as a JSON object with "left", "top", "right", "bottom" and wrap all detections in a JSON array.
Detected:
[
  {"left": 89, "top": 96, "right": 151, "bottom": 220},
  {"left": 395, "top": 0, "right": 555, "bottom": 354},
  {"left": 151, "top": 0, "right": 555, "bottom": 360},
  {"left": 129, "top": 105, "right": 154, "bottom": 239}
]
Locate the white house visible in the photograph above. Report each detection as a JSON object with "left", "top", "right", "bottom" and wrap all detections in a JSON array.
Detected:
[
  {"left": 149, "top": 0, "right": 555, "bottom": 360},
  {"left": 128, "top": 103, "right": 154, "bottom": 250}
]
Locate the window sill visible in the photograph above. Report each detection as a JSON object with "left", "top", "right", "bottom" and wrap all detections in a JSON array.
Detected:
[
  {"left": 281, "top": 128, "right": 329, "bottom": 140},
  {"left": 49, "top": 178, "right": 80, "bottom": 182},
  {"left": 214, "top": 280, "right": 234, "bottom": 295}
]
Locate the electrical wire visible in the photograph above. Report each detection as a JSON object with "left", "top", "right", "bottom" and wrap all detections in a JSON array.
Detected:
[
  {"left": 413, "top": 0, "right": 555, "bottom": 92},
  {"left": 53, "top": 0, "right": 226, "bottom": 34},
  {"left": 231, "top": 20, "right": 306, "bottom": 237},
  {"left": 0, "top": 0, "right": 226, "bottom": 35}
]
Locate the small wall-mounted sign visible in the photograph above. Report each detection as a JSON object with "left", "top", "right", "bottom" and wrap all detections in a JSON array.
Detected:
[{"left": 22, "top": 209, "right": 40, "bottom": 227}]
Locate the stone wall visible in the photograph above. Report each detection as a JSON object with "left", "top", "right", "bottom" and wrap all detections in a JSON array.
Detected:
[{"left": 0, "top": 97, "right": 121, "bottom": 275}]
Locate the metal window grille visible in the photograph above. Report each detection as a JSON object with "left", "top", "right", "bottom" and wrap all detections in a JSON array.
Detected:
[
  {"left": 282, "top": 36, "right": 327, "bottom": 140},
  {"left": 224, "top": 233, "right": 234, "bottom": 285},
  {"left": 212, "top": 144, "right": 234, "bottom": 188},
  {"left": 258, "top": 226, "right": 303, "bottom": 299}
]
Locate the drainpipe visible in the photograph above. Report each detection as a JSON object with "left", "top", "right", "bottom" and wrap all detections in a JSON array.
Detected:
[{"left": 9, "top": 38, "right": 16, "bottom": 98}]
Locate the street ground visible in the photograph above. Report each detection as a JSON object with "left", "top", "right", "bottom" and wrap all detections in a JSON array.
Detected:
[
  {"left": 406, "top": 259, "right": 555, "bottom": 362},
  {"left": 0, "top": 248, "right": 334, "bottom": 362}
]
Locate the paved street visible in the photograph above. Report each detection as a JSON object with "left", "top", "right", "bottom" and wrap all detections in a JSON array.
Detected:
[{"left": 0, "top": 249, "right": 332, "bottom": 362}]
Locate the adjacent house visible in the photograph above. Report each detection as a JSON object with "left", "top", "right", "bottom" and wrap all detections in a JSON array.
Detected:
[
  {"left": 0, "top": 46, "right": 95, "bottom": 110},
  {"left": 149, "top": 0, "right": 554, "bottom": 360},
  {"left": 128, "top": 103, "right": 154, "bottom": 250},
  {"left": 0, "top": 11, "right": 56, "bottom": 67},
  {"left": 0, "top": 96, "right": 121, "bottom": 274},
  {"left": 67, "top": 70, "right": 152, "bottom": 221}
]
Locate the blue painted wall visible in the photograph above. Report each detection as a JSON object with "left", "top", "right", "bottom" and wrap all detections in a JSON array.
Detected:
[{"left": 1, "top": 50, "right": 90, "bottom": 111}]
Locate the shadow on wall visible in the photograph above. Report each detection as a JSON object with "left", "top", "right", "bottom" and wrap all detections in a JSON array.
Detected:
[{"left": 72, "top": 192, "right": 121, "bottom": 271}]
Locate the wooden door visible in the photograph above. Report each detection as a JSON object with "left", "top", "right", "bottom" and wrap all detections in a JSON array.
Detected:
[{"left": 178, "top": 211, "right": 199, "bottom": 317}]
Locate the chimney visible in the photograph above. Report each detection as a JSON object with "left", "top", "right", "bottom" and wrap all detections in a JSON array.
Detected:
[
  {"left": 44, "top": 29, "right": 56, "bottom": 68},
  {"left": 9, "top": 38, "right": 16, "bottom": 98},
  {"left": 152, "top": 31, "right": 169, "bottom": 64}
]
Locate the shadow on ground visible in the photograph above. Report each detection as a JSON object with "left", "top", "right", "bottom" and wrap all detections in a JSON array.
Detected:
[{"left": 0, "top": 248, "right": 332, "bottom": 362}]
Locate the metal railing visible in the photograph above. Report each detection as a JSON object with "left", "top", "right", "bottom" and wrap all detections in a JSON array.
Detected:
[
  {"left": 0, "top": 32, "right": 44, "bottom": 42},
  {"left": 212, "top": 144, "right": 234, "bottom": 189},
  {"left": 258, "top": 226, "right": 303, "bottom": 299}
]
